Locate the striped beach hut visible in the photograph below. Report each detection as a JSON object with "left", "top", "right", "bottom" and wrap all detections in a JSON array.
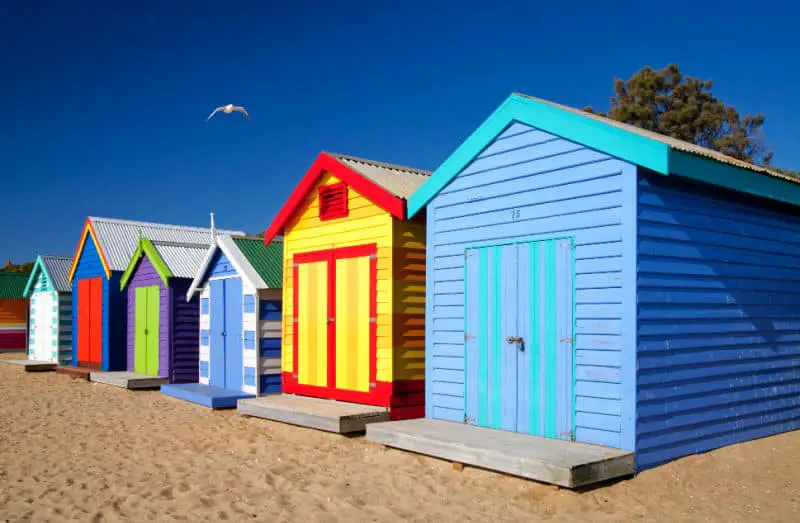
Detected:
[
  {"left": 161, "top": 234, "right": 283, "bottom": 408},
  {"left": 23, "top": 256, "right": 73, "bottom": 363},
  {"left": 0, "top": 272, "right": 30, "bottom": 352}
]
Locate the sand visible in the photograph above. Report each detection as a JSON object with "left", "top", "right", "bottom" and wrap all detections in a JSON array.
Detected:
[{"left": 0, "top": 353, "right": 797, "bottom": 522}]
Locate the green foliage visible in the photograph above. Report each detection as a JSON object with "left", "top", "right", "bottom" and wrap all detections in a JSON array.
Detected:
[
  {"left": 1, "top": 261, "right": 34, "bottom": 273},
  {"left": 586, "top": 64, "right": 796, "bottom": 174}
]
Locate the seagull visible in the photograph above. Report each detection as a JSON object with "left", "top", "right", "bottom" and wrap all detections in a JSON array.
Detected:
[{"left": 206, "top": 104, "right": 250, "bottom": 122}]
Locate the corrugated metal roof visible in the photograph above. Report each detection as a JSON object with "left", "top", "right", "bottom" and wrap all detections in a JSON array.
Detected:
[
  {"left": 40, "top": 255, "right": 73, "bottom": 293},
  {"left": 329, "top": 153, "right": 432, "bottom": 199},
  {"left": 232, "top": 236, "right": 283, "bottom": 288},
  {"left": 0, "top": 272, "right": 30, "bottom": 299},
  {"left": 150, "top": 240, "right": 210, "bottom": 279},
  {"left": 514, "top": 93, "right": 799, "bottom": 185},
  {"left": 89, "top": 217, "right": 244, "bottom": 272}
]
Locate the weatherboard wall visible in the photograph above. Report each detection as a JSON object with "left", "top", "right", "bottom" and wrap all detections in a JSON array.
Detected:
[
  {"left": 425, "top": 122, "right": 637, "bottom": 451},
  {"left": 71, "top": 235, "right": 127, "bottom": 371},
  {"left": 634, "top": 170, "right": 800, "bottom": 470},
  {"left": 171, "top": 278, "right": 200, "bottom": 384}
]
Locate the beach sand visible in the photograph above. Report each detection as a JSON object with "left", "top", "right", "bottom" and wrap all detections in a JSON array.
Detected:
[{"left": 0, "top": 353, "right": 797, "bottom": 522}]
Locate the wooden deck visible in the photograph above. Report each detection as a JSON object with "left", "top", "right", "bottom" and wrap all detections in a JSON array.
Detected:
[
  {"left": 55, "top": 365, "right": 92, "bottom": 380},
  {"left": 237, "top": 394, "right": 390, "bottom": 434},
  {"left": 366, "top": 418, "right": 635, "bottom": 489},
  {"left": 89, "top": 372, "right": 168, "bottom": 390},
  {"left": 161, "top": 383, "right": 255, "bottom": 409},
  {"left": 0, "top": 359, "right": 57, "bottom": 372}
]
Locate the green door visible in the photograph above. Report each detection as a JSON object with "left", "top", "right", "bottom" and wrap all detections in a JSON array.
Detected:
[{"left": 134, "top": 286, "right": 160, "bottom": 376}]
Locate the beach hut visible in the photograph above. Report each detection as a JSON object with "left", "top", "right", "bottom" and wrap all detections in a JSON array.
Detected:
[
  {"left": 255, "top": 152, "right": 430, "bottom": 423},
  {"left": 160, "top": 234, "right": 283, "bottom": 408},
  {"left": 23, "top": 256, "right": 73, "bottom": 363},
  {"left": 366, "top": 93, "right": 800, "bottom": 485},
  {"left": 66, "top": 217, "right": 243, "bottom": 373},
  {"left": 0, "top": 272, "right": 30, "bottom": 352},
  {"left": 118, "top": 234, "right": 211, "bottom": 383}
]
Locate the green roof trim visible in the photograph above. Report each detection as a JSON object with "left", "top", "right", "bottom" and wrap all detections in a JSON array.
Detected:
[
  {"left": 120, "top": 236, "right": 174, "bottom": 290},
  {"left": 232, "top": 237, "right": 284, "bottom": 288},
  {"left": 0, "top": 272, "right": 31, "bottom": 299}
]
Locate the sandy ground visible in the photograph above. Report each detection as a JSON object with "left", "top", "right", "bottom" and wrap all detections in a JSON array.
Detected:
[{"left": 0, "top": 353, "right": 797, "bottom": 522}]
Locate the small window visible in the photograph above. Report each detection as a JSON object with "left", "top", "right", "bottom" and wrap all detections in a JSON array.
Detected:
[
  {"left": 318, "top": 182, "right": 348, "bottom": 220},
  {"left": 243, "top": 294, "right": 256, "bottom": 313}
]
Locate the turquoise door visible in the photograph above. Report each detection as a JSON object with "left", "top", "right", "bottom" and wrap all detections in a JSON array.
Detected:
[{"left": 464, "top": 238, "right": 575, "bottom": 440}]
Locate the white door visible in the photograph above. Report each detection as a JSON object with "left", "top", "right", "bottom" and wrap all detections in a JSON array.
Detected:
[{"left": 29, "top": 292, "right": 56, "bottom": 362}]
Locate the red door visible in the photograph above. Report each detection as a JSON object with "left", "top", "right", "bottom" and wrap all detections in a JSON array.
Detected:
[{"left": 77, "top": 278, "right": 103, "bottom": 366}]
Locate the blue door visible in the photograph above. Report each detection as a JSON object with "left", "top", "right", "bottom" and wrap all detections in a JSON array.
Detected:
[
  {"left": 464, "top": 238, "right": 575, "bottom": 440},
  {"left": 209, "top": 278, "right": 243, "bottom": 390},
  {"left": 224, "top": 278, "right": 243, "bottom": 390}
]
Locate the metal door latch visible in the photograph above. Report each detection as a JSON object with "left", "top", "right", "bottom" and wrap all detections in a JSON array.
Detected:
[{"left": 506, "top": 336, "right": 522, "bottom": 344}]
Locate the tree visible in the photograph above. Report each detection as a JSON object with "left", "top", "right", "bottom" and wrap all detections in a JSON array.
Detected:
[
  {"left": 1, "top": 260, "right": 33, "bottom": 273},
  {"left": 585, "top": 64, "right": 796, "bottom": 174}
]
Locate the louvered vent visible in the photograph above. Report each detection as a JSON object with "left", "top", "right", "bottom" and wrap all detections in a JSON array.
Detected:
[{"left": 318, "top": 182, "right": 349, "bottom": 220}]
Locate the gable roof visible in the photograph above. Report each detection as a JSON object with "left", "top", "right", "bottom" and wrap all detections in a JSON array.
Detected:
[
  {"left": 120, "top": 237, "right": 211, "bottom": 289},
  {"left": 232, "top": 236, "right": 283, "bottom": 288},
  {"left": 0, "top": 272, "right": 31, "bottom": 299},
  {"left": 187, "top": 234, "right": 284, "bottom": 300},
  {"left": 68, "top": 216, "right": 244, "bottom": 282},
  {"left": 23, "top": 255, "right": 73, "bottom": 296},
  {"left": 408, "top": 93, "right": 800, "bottom": 217},
  {"left": 263, "top": 152, "right": 430, "bottom": 244}
]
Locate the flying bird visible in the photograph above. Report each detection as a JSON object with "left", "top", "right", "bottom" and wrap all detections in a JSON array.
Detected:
[{"left": 206, "top": 104, "right": 250, "bottom": 122}]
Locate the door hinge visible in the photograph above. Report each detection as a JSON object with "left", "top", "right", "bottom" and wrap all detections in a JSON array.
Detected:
[
  {"left": 293, "top": 263, "right": 299, "bottom": 268},
  {"left": 292, "top": 373, "right": 298, "bottom": 379},
  {"left": 560, "top": 337, "right": 573, "bottom": 343},
  {"left": 369, "top": 382, "right": 376, "bottom": 388},
  {"left": 464, "top": 333, "right": 469, "bottom": 341},
  {"left": 293, "top": 318, "right": 298, "bottom": 323},
  {"left": 369, "top": 317, "right": 377, "bottom": 323},
  {"left": 560, "top": 430, "right": 576, "bottom": 441},
  {"left": 369, "top": 254, "right": 378, "bottom": 259}
]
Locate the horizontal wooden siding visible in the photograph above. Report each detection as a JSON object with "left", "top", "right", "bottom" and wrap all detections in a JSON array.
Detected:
[{"left": 635, "top": 171, "right": 800, "bottom": 470}]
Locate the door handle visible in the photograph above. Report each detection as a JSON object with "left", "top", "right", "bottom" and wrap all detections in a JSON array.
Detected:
[{"left": 507, "top": 336, "right": 524, "bottom": 352}]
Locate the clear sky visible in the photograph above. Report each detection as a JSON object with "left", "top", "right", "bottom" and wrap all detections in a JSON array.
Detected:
[{"left": 1, "top": 1, "right": 796, "bottom": 263}]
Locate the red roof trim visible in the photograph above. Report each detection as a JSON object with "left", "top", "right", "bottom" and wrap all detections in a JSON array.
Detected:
[{"left": 263, "top": 152, "right": 407, "bottom": 245}]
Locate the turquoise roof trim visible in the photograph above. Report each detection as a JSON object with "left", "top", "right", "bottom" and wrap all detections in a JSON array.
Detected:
[
  {"left": 667, "top": 150, "right": 800, "bottom": 206},
  {"left": 408, "top": 93, "right": 800, "bottom": 217},
  {"left": 23, "top": 256, "right": 48, "bottom": 298}
]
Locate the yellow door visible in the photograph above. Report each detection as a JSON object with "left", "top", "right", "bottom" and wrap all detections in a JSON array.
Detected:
[
  {"left": 334, "top": 256, "right": 371, "bottom": 392},
  {"left": 296, "top": 260, "right": 329, "bottom": 387}
]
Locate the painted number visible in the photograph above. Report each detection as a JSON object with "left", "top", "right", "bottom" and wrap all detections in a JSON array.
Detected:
[{"left": 511, "top": 209, "right": 521, "bottom": 221}]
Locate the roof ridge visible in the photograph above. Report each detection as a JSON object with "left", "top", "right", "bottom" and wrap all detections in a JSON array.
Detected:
[
  {"left": 40, "top": 255, "right": 73, "bottom": 261},
  {"left": 148, "top": 239, "right": 211, "bottom": 249},
  {"left": 512, "top": 92, "right": 795, "bottom": 183},
  {"left": 328, "top": 152, "right": 432, "bottom": 176},
  {"left": 88, "top": 216, "right": 241, "bottom": 233},
  {"left": 232, "top": 235, "right": 283, "bottom": 243}
]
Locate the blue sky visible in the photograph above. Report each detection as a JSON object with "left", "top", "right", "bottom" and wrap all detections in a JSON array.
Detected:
[{"left": 1, "top": 1, "right": 796, "bottom": 263}]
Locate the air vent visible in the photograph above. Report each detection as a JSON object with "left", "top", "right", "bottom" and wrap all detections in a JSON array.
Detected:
[{"left": 318, "top": 182, "right": 348, "bottom": 220}]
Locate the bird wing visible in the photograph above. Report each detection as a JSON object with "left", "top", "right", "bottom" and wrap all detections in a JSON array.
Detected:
[
  {"left": 234, "top": 106, "right": 250, "bottom": 119},
  {"left": 206, "top": 106, "right": 224, "bottom": 121}
]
